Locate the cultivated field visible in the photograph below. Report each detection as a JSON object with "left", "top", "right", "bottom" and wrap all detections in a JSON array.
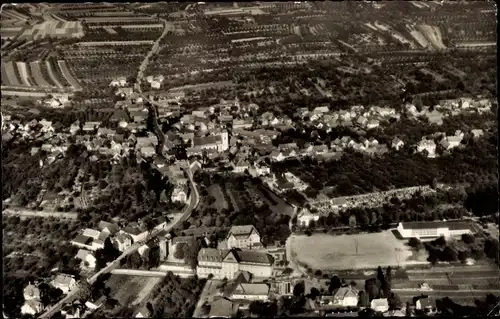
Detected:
[
  {"left": 106, "top": 274, "right": 162, "bottom": 306},
  {"left": 290, "top": 231, "right": 428, "bottom": 271}
]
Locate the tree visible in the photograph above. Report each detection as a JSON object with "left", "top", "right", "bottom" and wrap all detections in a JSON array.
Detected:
[
  {"left": 408, "top": 237, "right": 423, "bottom": 251},
  {"left": 349, "top": 215, "right": 357, "bottom": 228},
  {"left": 329, "top": 275, "right": 342, "bottom": 294},
  {"left": 174, "top": 243, "right": 186, "bottom": 259},
  {"left": 126, "top": 251, "right": 142, "bottom": 269},
  {"left": 75, "top": 280, "right": 92, "bottom": 301},
  {"left": 293, "top": 281, "right": 305, "bottom": 297},
  {"left": 358, "top": 290, "right": 369, "bottom": 308}
]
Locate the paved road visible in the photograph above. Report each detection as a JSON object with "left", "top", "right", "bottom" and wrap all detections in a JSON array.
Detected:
[{"left": 192, "top": 280, "right": 215, "bottom": 318}]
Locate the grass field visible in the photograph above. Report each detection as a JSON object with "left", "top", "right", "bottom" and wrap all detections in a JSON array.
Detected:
[
  {"left": 290, "top": 231, "right": 428, "bottom": 271},
  {"left": 106, "top": 274, "right": 162, "bottom": 307}
]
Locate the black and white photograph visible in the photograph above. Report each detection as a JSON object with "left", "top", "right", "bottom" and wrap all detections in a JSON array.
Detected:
[{"left": 1, "top": 1, "right": 498, "bottom": 318}]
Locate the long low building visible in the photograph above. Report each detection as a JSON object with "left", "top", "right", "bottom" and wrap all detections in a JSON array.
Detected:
[
  {"left": 397, "top": 221, "right": 475, "bottom": 239},
  {"left": 197, "top": 248, "right": 274, "bottom": 280}
]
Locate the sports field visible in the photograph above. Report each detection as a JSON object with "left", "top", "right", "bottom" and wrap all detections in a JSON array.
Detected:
[{"left": 290, "top": 231, "right": 428, "bottom": 271}]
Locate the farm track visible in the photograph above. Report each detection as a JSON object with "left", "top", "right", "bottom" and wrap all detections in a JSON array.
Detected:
[{"left": 45, "top": 60, "right": 63, "bottom": 88}]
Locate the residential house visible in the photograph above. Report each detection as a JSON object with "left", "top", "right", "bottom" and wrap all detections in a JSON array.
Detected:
[
  {"left": 440, "top": 135, "right": 463, "bottom": 150},
  {"left": 21, "top": 300, "right": 44, "bottom": 316},
  {"left": 426, "top": 110, "right": 443, "bottom": 125},
  {"left": 69, "top": 121, "right": 80, "bottom": 135},
  {"left": 391, "top": 137, "right": 405, "bottom": 151},
  {"left": 113, "top": 233, "right": 133, "bottom": 251},
  {"left": 366, "top": 120, "right": 380, "bottom": 129},
  {"left": 415, "top": 296, "right": 436, "bottom": 314},
  {"left": 208, "top": 297, "right": 238, "bottom": 318},
  {"left": 226, "top": 225, "right": 262, "bottom": 250},
  {"left": 23, "top": 283, "right": 41, "bottom": 301},
  {"left": 39, "top": 119, "right": 54, "bottom": 133},
  {"left": 371, "top": 298, "right": 389, "bottom": 313},
  {"left": 171, "top": 185, "right": 189, "bottom": 203},
  {"left": 231, "top": 283, "right": 270, "bottom": 301},
  {"left": 140, "top": 146, "right": 156, "bottom": 157},
  {"left": 297, "top": 208, "right": 319, "bottom": 227},
  {"left": 75, "top": 249, "right": 96, "bottom": 270},
  {"left": 71, "top": 235, "right": 94, "bottom": 251},
  {"left": 356, "top": 116, "right": 368, "bottom": 127},
  {"left": 333, "top": 285, "right": 359, "bottom": 307},
  {"left": 233, "top": 119, "right": 253, "bottom": 130},
  {"left": 50, "top": 274, "right": 76, "bottom": 294},
  {"left": 189, "top": 158, "right": 202, "bottom": 174}
]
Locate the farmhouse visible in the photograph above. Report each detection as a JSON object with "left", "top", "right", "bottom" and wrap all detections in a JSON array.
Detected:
[
  {"left": 171, "top": 184, "right": 189, "bottom": 203},
  {"left": 208, "top": 297, "right": 238, "bottom": 318},
  {"left": 197, "top": 248, "right": 274, "bottom": 280},
  {"left": 226, "top": 225, "right": 262, "bottom": 249},
  {"left": 396, "top": 221, "right": 474, "bottom": 239},
  {"left": 23, "top": 283, "right": 41, "bottom": 301},
  {"left": 75, "top": 249, "right": 96, "bottom": 270}
]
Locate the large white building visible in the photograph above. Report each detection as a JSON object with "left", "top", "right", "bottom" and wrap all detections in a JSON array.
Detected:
[
  {"left": 397, "top": 221, "right": 474, "bottom": 239},
  {"left": 226, "top": 225, "right": 262, "bottom": 249},
  {"left": 197, "top": 248, "right": 274, "bottom": 280}
]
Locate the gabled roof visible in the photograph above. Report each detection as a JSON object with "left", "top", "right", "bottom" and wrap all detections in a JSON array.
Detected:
[
  {"left": 227, "top": 225, "right": 259, "bottom": 239},
  {"left": 198, "top": 248, "right": 230, "bottom": 262},
  {"left": 226, "top": 250, "right": 274, "bottom": 265},
  {"left": 233, "top": 283, "right": 269, "bottom": 296},
  {"left": 209, "top": 297, "right": 236, "bottom": 318},
  {"left": 98, "top": 221, "right": 120, "bottom": 234},
  {"left": 334, "top": 285, "right": 358, "bottom": 300},
  {"left": 73, "top": 235, "right": 93, "bottom": 245}
]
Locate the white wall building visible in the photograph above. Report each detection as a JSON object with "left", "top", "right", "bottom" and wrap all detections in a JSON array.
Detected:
[
  {"left": 226, "top": 225, "right": 262, "bottom": 250},
  {"left": 397, "top": 221, "right": 474, "bottom": 239}
]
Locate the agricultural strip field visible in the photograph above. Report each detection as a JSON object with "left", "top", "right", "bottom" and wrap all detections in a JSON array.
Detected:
[
  {"left": 4, "top": 61, "right": 22, "bottom": 86},
  {"left": 29, "top": 61, "right": 51, "bottom": 87},
  {"left": 290, "top": 231, "right": 429, "bottom": 271},
  {"left": 46, "top": 60, "right": 63, "bottom": 88},
  {"left": 57, "top": 60, "right": 81, "bottom": 90}
]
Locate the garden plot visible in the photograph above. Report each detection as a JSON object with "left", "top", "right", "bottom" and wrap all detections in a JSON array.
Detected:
[
  {"left": 106, "top": 274, "right": 162, "bottom": 307},
  {"left": 290, "top": 231, "right": 428, "bottom": 271}
]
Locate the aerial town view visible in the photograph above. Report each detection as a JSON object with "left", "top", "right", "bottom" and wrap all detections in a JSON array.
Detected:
[{"left": 1, "top": 1, "right": 499, "bottom": 318}]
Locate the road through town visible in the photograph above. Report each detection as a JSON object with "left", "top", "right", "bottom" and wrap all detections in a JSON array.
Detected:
[{"left": 39, "top": 171, "right": 199, "bottom": 319}]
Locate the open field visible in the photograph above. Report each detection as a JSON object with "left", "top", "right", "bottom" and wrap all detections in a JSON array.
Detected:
[
  {"left": 3, "top": 61, "right": 22, "bottom": 86},
  {"left": 29, "top": 61, "right": 51, "bottom": 87},
  {"left": 290, "top": 231, "right": 428, "bottom": 271},
  {"left": 106, "top": 274, "right": 162, "bottom": 306}
]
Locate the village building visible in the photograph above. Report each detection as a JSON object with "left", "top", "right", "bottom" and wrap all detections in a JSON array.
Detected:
[
  {"left": 332, "top": 285, "right": 359, "bottom": 307},
  {"left": 396, "top": 221, "right": 474, "bottom": 239},
  {"left": 231, "top": 283, "right": 270, "bottom": 301},
  {"left": 197, "top": 248, "right": 274, "bottom": 280},
  {"left": 226, "top": 225, "right": 262, "bottom": 250},
  {"left": 297, "top": 208, "right": 319, "bottom": 227}
]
